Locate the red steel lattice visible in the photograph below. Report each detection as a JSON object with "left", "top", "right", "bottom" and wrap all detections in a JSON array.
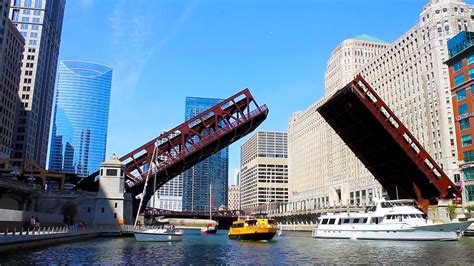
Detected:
[
  {"left": 318, "top": 75, "right": 461, "bottom": 211},
  {"left": 77, "top": 89, "right": 268, "bottom": 196}
]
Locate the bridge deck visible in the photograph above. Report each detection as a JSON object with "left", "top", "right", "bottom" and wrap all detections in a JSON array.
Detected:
[
  {"left": 76, "top": 89, "right": 268, "bottom": 203},
  {"left": 317, "top": 75, "right": 461, "bottom": 210}
]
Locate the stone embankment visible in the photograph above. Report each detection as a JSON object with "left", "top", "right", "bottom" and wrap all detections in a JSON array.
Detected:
[{"left": 0, "top": 225, "right": 122, "bottom": 253}]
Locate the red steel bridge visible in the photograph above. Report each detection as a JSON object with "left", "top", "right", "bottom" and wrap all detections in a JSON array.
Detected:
[
  {"left": 318, "top": 75, "right": 462, "bottom": 212},
  {"left": 76, "top": 89, "right": 268, "bottom": 203}
]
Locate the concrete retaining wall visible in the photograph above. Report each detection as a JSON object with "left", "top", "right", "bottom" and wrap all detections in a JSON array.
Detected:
[
  {"left": 0, "top": 209, "right": 64, "bottom": 231},
  {"left": 0, "top": 231, "right": 100, "bottom": 253}
]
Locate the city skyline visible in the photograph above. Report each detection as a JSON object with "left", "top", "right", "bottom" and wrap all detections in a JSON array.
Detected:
[{"left": 60, "top": 0, "right": 433, "bottom": 184}]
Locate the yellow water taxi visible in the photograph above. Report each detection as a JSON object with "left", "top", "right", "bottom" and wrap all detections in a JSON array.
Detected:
[{"left": 228, "top": 215, "right": 278, "bottom": 241}]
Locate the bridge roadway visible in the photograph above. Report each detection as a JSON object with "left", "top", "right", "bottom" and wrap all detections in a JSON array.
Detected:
[
  {"left": 144, "top": 209, "right": 242, "bottom": 229},
  {"left": 318, "top": 76, "right": 462, "bottom": 211},
  {"left": 76, "top": 88, "right": 269, "bottom": 211}
]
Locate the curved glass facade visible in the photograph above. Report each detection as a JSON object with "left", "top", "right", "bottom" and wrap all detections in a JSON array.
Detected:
[{"left": 48, "top": 60, "right": 112, "bottom": 177}]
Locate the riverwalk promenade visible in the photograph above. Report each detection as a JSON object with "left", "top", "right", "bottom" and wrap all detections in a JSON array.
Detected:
[{"left": 0, "top": 225, "right": 133, "bottom": 253}]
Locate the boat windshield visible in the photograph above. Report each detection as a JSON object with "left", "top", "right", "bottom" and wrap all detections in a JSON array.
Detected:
[
  {"left": 246, "top": 220, "right": 257, "bottom": 226},
  {"left": 392, "top": 201, "right": 415, "bottom": 206},
  {"left": 268, "top": 220, "right": 276, "bottom": 225},
  {"left": 381, "top": 201, "right": 415, "bottom": 208},
  {"left": 365, "top": 206, "right": 377, "bottom": 212}
]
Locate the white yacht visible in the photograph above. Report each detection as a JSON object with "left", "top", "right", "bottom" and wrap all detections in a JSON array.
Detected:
[
  {"left": 312, "top": 199, "right": 472, "bottom": 241},
  {"left": 134, "top": 226, "right": 183, "bottom": 242}
]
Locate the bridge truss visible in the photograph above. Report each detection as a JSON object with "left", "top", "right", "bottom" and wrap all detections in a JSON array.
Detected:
[
  {"left": 76, "top": 89, "right": 268, "bottom": 201},
  {"left": 318, "top": 75, "right": 461, "bottom": 211}
]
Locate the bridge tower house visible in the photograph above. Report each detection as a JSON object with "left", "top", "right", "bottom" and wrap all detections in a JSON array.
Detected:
[{"left": 93, "top": 155, "right": 133, "bottom": 226}]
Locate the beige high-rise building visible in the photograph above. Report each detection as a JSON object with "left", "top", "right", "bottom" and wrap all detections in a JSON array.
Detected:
[
  {"left": 288, "top": 35, "right": 388, "bottom": 209},
  {"left": 0, "top": 0, "right": 24, "bottom": 158},
  {"left": 325, "top": 34, "right": 389, "bottom": 97},
  {"left": 228, "top": 185, "right": 240, "bottom": 210},
  {"left": 240, "top": 131, "right": 288, "bottom": 210},
  {"left": 288, "top": 0, "right": 473, "bottom": 211},
  {"left": 9, "top": 0, "right": 66, "bottom": 167}
]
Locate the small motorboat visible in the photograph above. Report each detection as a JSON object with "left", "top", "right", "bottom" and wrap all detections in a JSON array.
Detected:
[{"left": 201, "top": 223, "right": 217, "bottom": 234}]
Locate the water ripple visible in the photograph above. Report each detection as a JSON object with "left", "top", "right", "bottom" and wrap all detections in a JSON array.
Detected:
[{"left": 1, "top": 231, "right": 474, "bottom": 264}]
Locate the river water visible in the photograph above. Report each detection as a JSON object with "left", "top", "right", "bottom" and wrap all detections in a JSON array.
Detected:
[{"left": 2, "top": 231, "right": 474, "bottom": 264}]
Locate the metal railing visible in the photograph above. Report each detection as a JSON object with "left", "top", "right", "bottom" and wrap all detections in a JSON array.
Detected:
[{"left": 0, "top": 225, "right": 123, "bottom": 238}]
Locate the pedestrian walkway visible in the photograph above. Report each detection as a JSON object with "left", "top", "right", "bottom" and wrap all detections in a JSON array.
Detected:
[{"left": 0, "top": 225, "right": 124, "bottom": 253}]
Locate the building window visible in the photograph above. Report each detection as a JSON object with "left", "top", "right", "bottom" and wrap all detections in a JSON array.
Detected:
[
  {"left": 114, "top": 213, "right": 117, "bottom": 219},
  {"left": 464, "top": 168, "right": 474, "bottom": 181},
  {"left": 459, "top": 103, "right": 468, "bottom": 115},
  {"left": 466, "top": 185, "right": 474, "bottom": 201},
  {"left": 455, "top": 74, "right": 465, "bottom": 86},
  {"left": 457, "top": 88, "right": 467, "bottom": 101},
  {"left": 462, "top": 134, "right": 472, "bottom": 147},
  {"left": 454, "top": 174, "right": 461, "bottom": 183},
  {"left": 453, "top": 61, "right": 463, "bottom": 72},
  {"left": 460, "top": 118, "right": 470, "bottom": 130},
  {"left": 12, "top": 9, "right": 19, "bottom": 21},
  {"left": 468, "top": 54, "right": 474, "bottom": 65},
  {"left": 101, "top": 207, "right": 105, "bottom": 213},
  {"left": 106, "top": 169, "right": 118, "bottom": 176},
  {"left": 469, "top": 68, "right": 474, "bottom": 79},
  {"left": 115, "top": 202, "right": 118, "bottom": 208}
]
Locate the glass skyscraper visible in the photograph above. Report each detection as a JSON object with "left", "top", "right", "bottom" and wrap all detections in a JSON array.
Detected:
[
  {"left": 182, "top": 97, "right": 229, "bottom": 212},
  {"left": 48, "top": 60, "right": 112, "bottom": 177}
]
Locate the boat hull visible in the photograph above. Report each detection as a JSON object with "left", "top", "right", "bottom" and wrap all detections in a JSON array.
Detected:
[
  {"left": 312, "top": 221, "right": 472, "bottom": 241},
  {"left": 201, "top": 229, "right": 217, "bottom": 234},
  {"left": 134, "top": 232, "right": 183, "bottom": 242},
  {"left": 229, "top": 227, "right": 277, "bottom": 241},
  {"left": 229, "top": 232, "right": 276, "bottom": 241}
]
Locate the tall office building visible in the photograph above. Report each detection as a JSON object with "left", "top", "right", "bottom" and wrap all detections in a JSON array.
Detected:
[
  {"left": 228, "top": 185, "right": 240, "bottom": 210},
  {"left": 9, "top": 0, "right": 66, "bottom": 167},
  {"left": 445, "top": 31, "right": 474, "bottom": 204},
  {"left": 0, "top": 0, "right": 24, "bottom": 158},
  {"left": 289, "top": 36, "right": 389, "bottom": 209},
  {"left": 240, "top": 131, "right": 288, "bottom": 210},
  {"left": 148, "top": 130, "right": 183, "bottom": 211},
  {"left": 182, "top": 97, "right": 229, "bottom": 212},
  {"left": 149, "top": 174, "right": 183, "bottom": 211},
  {"left": 325, "top": 34, "right": 389, "bottom": 97},
  {"left": 288, "top": 0, "right": 473, "bottom": 211},
  {"left": 48, "top": 60, "right": 112, "bottom": 177}
]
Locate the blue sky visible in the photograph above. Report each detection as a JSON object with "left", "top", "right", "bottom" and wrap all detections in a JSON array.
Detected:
[{"left": 60, "top": 0, "right": 430, "bottom": 185}]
